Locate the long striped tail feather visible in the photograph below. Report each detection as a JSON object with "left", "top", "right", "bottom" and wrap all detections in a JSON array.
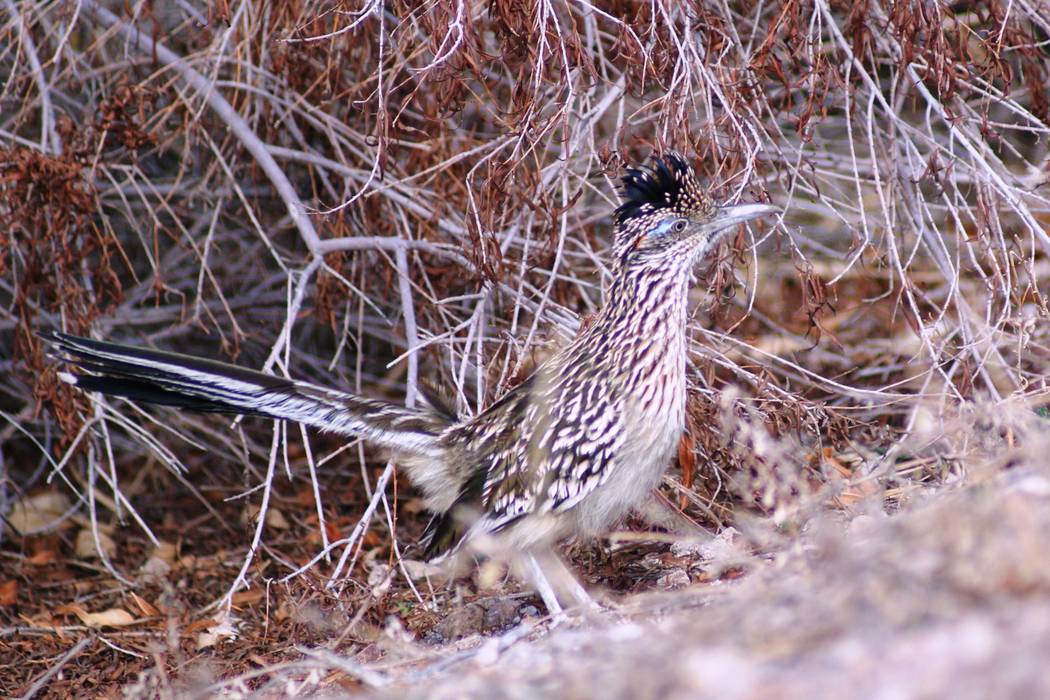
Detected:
[{"left": 45, "top": 331, "right": 449, "bottom": 455}]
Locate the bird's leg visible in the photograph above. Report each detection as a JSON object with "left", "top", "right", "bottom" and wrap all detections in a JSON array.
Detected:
[
  {"left": 522, "top": 553, "right": 564, "bottom": 617},
  {"left": 547, "top": 550, "right": 601, "bottom": 612},
  {"left": 528, "top": 549, "right": 602, "bottom": 614}
]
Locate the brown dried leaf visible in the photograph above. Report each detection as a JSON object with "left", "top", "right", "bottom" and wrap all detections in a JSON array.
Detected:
[
  {"left": 152, "top": 541, "right": 178, "bottom": 565},
  {"left": 6, "top": 491, "right": 72, "bottom": 534},
  {"left": 678, "top": 432, "right": 697, "bottom": 510},
  {"left": 60, "top": 604, "right": 137, "bottom": 628},
  {"left": 129, "top": 592, "right": 160, "bottom": 618},
  {"left": 75, "top": 528, "right": 116, "bottom": 559},
  {"left": 232, "top": 590, "right": 264, "bottom": 606},
  {"left": 242, "top": 505, "right": 291, "bottom": 530},
  {"left": 0, "top": 580, "right": 16, "bottom": 606},
  {"left": 25, "top": 548, "right": 57, "bottom": 567}
]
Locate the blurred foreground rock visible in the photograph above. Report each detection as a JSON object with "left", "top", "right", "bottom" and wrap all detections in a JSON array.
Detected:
[{"left": 367, "top": 467, "right": 1050, "bottom": 699}]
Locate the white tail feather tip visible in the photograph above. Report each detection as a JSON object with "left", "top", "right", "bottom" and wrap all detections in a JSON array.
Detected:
[{"left": 57, "top": 371, "right": 79, "bottom": 385}]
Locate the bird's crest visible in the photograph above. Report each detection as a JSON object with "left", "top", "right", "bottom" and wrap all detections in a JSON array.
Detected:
[{"left": 615, "top": 152, "right": 714, "bottom": 227}]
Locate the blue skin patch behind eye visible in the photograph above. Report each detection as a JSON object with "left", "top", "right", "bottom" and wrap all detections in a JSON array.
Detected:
[
  {"left": 651, "top": 220, "right": 675, "bottom": 237},
  {"left": 648, "top": 219, "right": 684, "bottom": 240}
]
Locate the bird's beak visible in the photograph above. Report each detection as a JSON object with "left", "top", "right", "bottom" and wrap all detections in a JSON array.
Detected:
[{"left": 710, "top": 203, "right": 780, "bottom": 234}]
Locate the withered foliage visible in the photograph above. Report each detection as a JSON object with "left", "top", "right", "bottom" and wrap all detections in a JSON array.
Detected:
[{"left": 1, "top": 0, "right": 1049, "bottom": 693}]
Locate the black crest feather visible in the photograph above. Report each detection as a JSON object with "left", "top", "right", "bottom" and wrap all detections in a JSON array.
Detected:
[{"left": 615, "top": 153, "right": 710, "bottom": 226}]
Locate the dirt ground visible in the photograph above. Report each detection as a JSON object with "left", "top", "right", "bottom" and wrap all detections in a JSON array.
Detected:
[
  {"left": 6, "top": 433, "right": 1050, "bottom": 698},
  {"left": 370, "top": 465, "right": 1050, "bottom": 700}
]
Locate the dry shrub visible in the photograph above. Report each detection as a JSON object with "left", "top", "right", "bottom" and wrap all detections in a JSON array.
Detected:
[{"left": 1, "top": 0, "right": 1048, "bottom": 630}]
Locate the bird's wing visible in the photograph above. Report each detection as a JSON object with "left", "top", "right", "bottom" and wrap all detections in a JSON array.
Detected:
[
  {"left": 488, "top": 401, "right": 626, "bottom": 521},
  {"left": 472, "top": 366, "right": 627, "bottom": 538},
  {"left": 422, "top": 364, "right": 626, "bottom": 557}
]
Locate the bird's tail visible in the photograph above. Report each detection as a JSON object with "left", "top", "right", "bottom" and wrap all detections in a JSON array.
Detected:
[{"left": 45, "top": 331, "right": 451, "bottom": 455}]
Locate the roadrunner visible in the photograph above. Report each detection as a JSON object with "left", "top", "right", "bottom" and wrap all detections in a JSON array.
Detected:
[{"left": 47, "top": 154, "right": 777, "bottom": 611}]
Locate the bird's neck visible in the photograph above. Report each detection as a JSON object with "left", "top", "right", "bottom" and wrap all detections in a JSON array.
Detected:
[
  {"left": 605, "top": 265, "right": 690, "bottom": 331},
  {"left": 578, "top": 266, "right": 692, "bottom": 382}
]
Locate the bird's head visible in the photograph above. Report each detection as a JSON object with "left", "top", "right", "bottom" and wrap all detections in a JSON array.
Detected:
[{"left": 613, "top": 153, "right": 778, "bottom": 271}]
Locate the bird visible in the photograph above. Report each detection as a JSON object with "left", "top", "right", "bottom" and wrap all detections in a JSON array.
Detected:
[{"left": 45, "top": 153, "right": 778, "bottom": 612}]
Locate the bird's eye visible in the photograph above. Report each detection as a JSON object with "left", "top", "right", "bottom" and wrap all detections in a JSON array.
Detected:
[{"left": 672, "top": 219, "right": 688, "bottom": 233}]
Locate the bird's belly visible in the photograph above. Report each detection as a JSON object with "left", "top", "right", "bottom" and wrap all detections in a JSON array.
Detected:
[{"left": 571, "top": 399, "right": 684, "bottom": 538}]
